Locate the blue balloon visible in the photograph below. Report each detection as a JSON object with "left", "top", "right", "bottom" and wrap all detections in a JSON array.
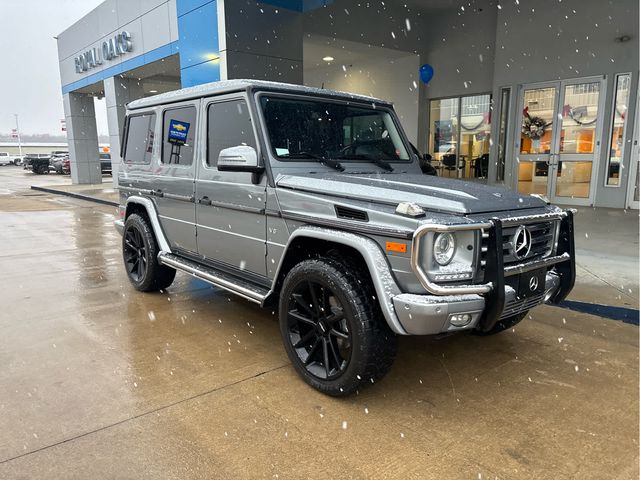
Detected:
[{"left": 419, "top": 64, "right": 434, "bottom": 84}]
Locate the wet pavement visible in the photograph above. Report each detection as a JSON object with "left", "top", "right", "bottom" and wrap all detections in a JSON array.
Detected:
[{"left": 0, "top": 167, "right": 638, "bottom": 479}]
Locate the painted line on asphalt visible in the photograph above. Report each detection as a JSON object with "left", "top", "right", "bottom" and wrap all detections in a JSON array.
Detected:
[
  {"left": 30, "top": 185, "right": 118, "bottom": 207},
  {"left": 558, "top": 300, "right": 639, "bottom": 326}
]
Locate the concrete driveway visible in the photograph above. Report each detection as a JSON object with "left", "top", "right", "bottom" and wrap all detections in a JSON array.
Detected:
[{"left": 0, "top": 168, "right": 638, "bottom": 479}]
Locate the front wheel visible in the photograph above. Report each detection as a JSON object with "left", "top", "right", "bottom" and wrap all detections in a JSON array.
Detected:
[
  {"left": 122, "top": 213, "right": 176, "bottom": 292},
  {"left": 278, "top": 256, "right": 396, "bottom": 396}
]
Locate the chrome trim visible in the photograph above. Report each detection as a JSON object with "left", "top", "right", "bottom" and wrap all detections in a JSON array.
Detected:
[
  {"left": 411, "top": 222, "right": 494, "bottom": 295},
  {"left": 500, "top": 210, "right": 567, "bottom": 227},
  {"left": 504, "top": 252, "right": 571, "bottom": 276},
  {"left": 158, "top": 253, "right": 265, "bottom": 304},
  {"left": 281, "top": 211, "right": 414, "bottom": 239}
]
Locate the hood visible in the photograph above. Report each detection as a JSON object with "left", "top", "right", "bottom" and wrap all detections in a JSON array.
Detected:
[{"left": 275, "top": 172, "right": 546, "bottom": 215}]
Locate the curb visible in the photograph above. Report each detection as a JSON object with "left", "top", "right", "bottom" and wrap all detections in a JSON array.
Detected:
[{"left": 30, "top": 185, "right": 118, "bottom": 207}]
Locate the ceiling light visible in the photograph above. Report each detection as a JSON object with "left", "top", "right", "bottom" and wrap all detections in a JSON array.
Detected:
[
  {"left": 149, "top": 90, "right": 158, "bottom": 93},
  {"left": 322, "top": 56, "right": 334, "bottom": 62}
]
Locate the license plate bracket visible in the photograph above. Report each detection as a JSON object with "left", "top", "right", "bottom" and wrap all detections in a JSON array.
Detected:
[{"left": 517, "top": 268, "right": 546, "bottom": 299}]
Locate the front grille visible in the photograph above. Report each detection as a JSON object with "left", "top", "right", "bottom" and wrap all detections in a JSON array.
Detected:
[
  {"left": 501, "top": 221, "right": 556, "bottom": 265},
  {"left": 500, "top": 292, "right": 545, "bottom": 319}
]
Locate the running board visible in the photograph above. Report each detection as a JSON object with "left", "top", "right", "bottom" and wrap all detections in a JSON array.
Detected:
[{"left": 158, "top": 252, "right": 269, "bottom": 304}]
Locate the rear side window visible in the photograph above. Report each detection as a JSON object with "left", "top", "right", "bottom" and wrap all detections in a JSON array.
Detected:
[
  {"left": 124, "top": 113, "right": 156, "bottom": 164},
  {"left": 207, "top": 100, "right": 256, "bottom": 166},
  {"left": 161, "top": 106, "right": 197, "bottom": 166}
]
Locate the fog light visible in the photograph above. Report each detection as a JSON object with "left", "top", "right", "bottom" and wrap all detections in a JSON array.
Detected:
[{"left": 449, "top": 313, "right": 472, "bottom": 327}]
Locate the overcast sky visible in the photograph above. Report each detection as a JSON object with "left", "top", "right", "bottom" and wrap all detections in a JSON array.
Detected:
[{"left": 0, "top": 0, "right": 107, "bottom": 136}]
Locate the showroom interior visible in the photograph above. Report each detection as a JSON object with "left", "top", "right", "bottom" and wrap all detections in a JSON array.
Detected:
[{"left": 57, "top": 0, "right": 639, "bottom": 208}]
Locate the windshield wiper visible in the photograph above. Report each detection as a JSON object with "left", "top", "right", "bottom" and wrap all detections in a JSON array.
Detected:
[
  {"left": 337, "top": 154, "right": 394, "bottom": 172},
  {"left": 280, "top": 152, "right": 345, "bottom": 172}
]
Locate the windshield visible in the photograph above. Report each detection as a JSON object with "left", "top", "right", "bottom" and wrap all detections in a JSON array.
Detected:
[{"left": 260, "top": 95, "right": 410, "bottom": 165}]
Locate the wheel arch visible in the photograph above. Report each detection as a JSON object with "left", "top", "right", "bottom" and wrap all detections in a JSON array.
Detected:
[
  {"left": 123, "top": 196, "right": 171, "bottom": 253},
  {"left": 267, "top": 226, "right": 406, "bottom": 334}
]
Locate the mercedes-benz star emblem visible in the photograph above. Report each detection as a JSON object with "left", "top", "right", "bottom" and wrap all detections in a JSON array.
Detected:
[
  {"left": 512, "top": 225, "right": 532, "bottom": 260},
  {"left": 529, "top": 276, "right": 539, "bottom": 291}
]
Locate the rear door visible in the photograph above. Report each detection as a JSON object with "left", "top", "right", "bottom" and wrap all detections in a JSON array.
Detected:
[
  {"left": 195, "top": 94, "right": 267, "bottom": 279},
  {"left": 153, "top": 101, "right": 198, "bottom": 253}
]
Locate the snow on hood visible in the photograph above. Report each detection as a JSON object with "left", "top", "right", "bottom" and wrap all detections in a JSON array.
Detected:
[{"left": 275, "top": 172, "right": 546, "bottom": 215}]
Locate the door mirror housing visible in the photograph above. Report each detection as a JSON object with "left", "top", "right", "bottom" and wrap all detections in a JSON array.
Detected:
[{"left": 217, "top": 145, "right": 263, "bottom": 172}]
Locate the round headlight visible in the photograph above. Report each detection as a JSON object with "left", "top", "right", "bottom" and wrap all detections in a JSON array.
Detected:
[{"left": 433, "top": 232, "right": 456, "bottom": 265}]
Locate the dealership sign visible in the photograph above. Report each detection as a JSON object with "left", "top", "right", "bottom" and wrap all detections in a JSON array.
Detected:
[{"left": 74, "top": 31, "right": 133, "bottom": 74}]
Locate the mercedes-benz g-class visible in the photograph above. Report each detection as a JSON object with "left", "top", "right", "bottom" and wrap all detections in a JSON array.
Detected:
[{"left": 115, "top": 80, "right": 575, "bottom": 396}]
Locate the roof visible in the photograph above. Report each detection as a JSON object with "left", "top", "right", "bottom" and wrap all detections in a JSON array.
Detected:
[{"left": 127, "top": 79, "right": 391, "bottom": 110}]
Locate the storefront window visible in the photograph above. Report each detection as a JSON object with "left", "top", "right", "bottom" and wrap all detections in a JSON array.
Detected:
[
  {"left": 429, "top": 94, "right": 491, "bottom": 179},
  {"left": 605, "top": 73, "right": 631, "bottom": 186}
]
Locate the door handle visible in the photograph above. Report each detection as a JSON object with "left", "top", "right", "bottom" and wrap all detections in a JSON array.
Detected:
[{"left": 198, "top": 196, "right": 212, "bottom": 206}]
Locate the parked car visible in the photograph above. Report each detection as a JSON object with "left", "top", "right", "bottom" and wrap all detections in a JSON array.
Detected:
[
  {"left": 62, "top": 157, "right": 71, "bottom": 175},
  {"left": 100, "top": 152, "right": 112, "bottom": 174},
  {"left": 115, "top": 80, "right": 575, "bottom": 396},
  {"left": 0, "top": 152, "right": 13, "bottom": 166},
  {"left": 51, "top": 153, "right": 69, "bottom": 174},
  {"left": 10, "top": 155, "right": 24, "bottom": 166},
  {"left": 24, "top": 154, "right": 51, "bottom": 174}
]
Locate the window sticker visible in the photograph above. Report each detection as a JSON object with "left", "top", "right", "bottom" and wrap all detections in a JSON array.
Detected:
[{"left": 167, "top": 119, "right": 190, "bottom": 145}]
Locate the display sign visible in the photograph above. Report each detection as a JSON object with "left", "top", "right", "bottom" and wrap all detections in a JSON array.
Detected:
[
  {"left": 11, "top": 129, "right": 18, "bottom": 139},
  {"left": 167, "top": 120, "right": 190, "bottom": 145},
  {"left": 74, "top": 31, "right": 133, "bottom": 74}
]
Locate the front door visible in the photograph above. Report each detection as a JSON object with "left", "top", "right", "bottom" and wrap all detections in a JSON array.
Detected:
[
  {"left": 195, "top": 95, "right": 268, "bottom": 280},
  {"left": 626, "top": 93, "right": 639, "bottom": 210},
  {"left": 516, "top": 77, "right": 605, "bottom": 205}
]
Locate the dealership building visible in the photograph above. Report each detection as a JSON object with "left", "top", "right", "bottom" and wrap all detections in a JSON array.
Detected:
[{"left": 57, "top": 0, "right": 639, "bottom": 209}]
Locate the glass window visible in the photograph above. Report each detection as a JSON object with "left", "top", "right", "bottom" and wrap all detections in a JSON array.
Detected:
[
  {"left": 260, "top": 96, "right": 409, "bottom": 162},
  {"left": 162, "top": 106, "right": 196, "bottom": 166},
  {"left": 124, "top": 113, "right": 156, "bottom": 164},
  {"left": 559, "top": 82, "right": 600, "bottom": 154},
  {"left": 605, "top": 74, "right": 631, "bottom": 187},
  {"left": 429, "top": 95, "right": 491, "bottom": 179},
  {"left": 496, "top": 88, "right": 511, "bottom": 182},
  {"left": 520, "top": 87, "right": 556, "bottom": 155},
  {"left": 207, "top": 100, "right": 256, "bottom": 166}
]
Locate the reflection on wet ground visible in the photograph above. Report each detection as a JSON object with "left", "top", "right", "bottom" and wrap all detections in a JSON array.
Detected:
[{"left": 0, "top": 187, "right": 637, "bottom": 479}]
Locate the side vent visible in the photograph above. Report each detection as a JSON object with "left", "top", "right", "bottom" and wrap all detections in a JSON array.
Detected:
[{"left": 335, "top": 205, "right": 369, "bottom": 222}]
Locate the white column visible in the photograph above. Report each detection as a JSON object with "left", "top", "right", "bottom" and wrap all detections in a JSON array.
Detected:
[
  {"left": 104, "top": 77, "right": 144, "bottom": 187},
  {"left": 64, "top": 92, "right": 101, "bottom": 184}
]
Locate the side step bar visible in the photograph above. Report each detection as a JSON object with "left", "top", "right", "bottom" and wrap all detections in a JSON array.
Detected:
[{"left": 158, "top": 252, "right": 269, "bottom": 305}]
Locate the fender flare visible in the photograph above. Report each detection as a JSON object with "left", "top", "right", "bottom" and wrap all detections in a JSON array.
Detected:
[
  {"left": 124, "top": 196, "right": 172, "bottom": 253},
  {"left": 270, "top": 226, "right": 406, "bottom": 335}
]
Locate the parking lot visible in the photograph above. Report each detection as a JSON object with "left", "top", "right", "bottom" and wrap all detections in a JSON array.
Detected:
[{"left": 0, "top": 166, "right": 638, "bottom": 479}]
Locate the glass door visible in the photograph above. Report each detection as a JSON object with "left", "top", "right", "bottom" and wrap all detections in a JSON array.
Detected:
[
  {"left": 627, "top": 92, "right": 640, "bottom": 210},
  {"left": 516, "top": 82, "right": 559, "bottom": 196},
  {"left": 516, "top": 77, "right": 605, "bottom": 205},
  {"left": 550, "top": 78, "right": 603, "bottom": 204}
]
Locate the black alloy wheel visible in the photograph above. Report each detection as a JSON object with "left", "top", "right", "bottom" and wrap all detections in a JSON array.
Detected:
[
  {"left": 286, "top": 279, "right": 352, "bottom": 380},
  {"left": 123, "top": 224, "right": 147, "bottom": 283}
]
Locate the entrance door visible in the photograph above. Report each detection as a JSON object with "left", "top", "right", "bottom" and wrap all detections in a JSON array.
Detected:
[{"left": 516, "top": 77, "right": 605, "bottom": 205}]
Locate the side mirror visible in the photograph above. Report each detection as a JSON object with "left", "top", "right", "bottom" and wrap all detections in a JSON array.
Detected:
[{"left": 217, "top": 145, "right": 263, "bottom": 172}]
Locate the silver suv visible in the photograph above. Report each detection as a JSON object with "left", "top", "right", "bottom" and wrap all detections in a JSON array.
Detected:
[{"left": 115, "top": 80, "right": 575, "bottom": 396}]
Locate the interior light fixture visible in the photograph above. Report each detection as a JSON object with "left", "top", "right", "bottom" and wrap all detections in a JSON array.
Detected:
[
  {"left": 149, "top": 90, "right": 158, "bottom": 93},
  {"left": 322, "top": 56, "right": 335, "bottom": 62}
]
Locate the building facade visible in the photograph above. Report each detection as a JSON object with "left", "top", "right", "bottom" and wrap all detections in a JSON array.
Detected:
[{"left": 57, "top": 0, "right": 639, "bottom": 208}]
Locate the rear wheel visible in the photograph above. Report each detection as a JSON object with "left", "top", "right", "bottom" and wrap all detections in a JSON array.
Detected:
[
  {"left": 279, "top": 256, "right": 396, "bottom": 396},
  {"left": 122, "top": 213, "right": 175, "bottom": 292},
  {"left": 475, "top": 311, "right": 527, "bottom": 336}
]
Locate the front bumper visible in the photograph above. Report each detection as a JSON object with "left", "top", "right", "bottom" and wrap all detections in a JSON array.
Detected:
[
  {"left": 393, "top": 270, "right": 561, "bottom": 335},
  {"left": 394, "top": 210, "right": 575, "bottom": 335}
]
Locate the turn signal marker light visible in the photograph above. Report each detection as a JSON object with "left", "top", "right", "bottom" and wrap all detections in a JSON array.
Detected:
[{"left": 386, "top": 242, "right": 407, "bottom": 253}]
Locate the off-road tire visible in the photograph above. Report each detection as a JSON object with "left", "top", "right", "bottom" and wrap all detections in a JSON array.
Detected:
[
  {"left": 122, "top": 213, "right": 176, "bottom": 292},
  {"left": 279, "top": 256, "right": 397, "bottom": 396},
  {"left": 475, "top": 311, "right": 527, "bottom": 336}
]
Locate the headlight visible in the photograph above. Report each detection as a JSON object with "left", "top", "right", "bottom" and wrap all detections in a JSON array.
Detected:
[{"left": 433, "top": 232, "right": 456, "bottom": 265}]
